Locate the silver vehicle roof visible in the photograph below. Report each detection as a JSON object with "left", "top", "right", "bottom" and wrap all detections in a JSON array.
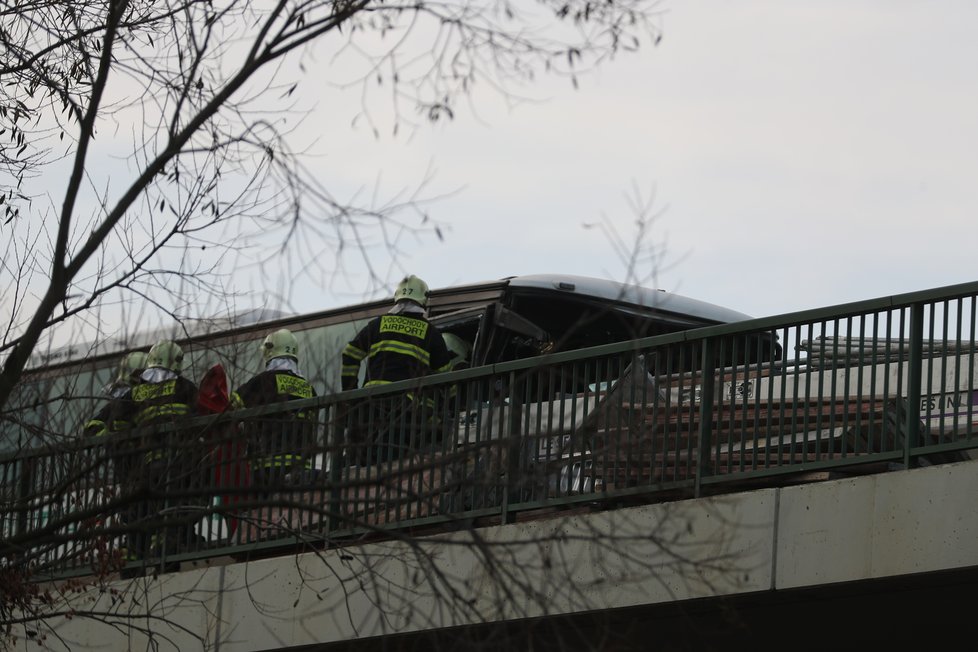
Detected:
[
  {"left": 26, "top": 274, "right": 750, "bottom": 372},
  {"left": 502, "top": 274, "right": 753, "bottom": 324}
]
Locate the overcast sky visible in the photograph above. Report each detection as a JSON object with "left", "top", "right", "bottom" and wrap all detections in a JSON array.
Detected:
[
  {"left": 285, "top": 0, "right": 978, "bottom": 322},
  {"left": 16, "top": 0, "right": 977, "bottom": 353}
]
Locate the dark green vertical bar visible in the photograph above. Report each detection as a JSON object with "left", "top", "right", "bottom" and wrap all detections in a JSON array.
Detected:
[
  {"left": 16, "top": 458, "right": 30, "bottom": 550},
  {"left": 953, "top": 298, "right": 964, "bottom": 438},
  {"left": 969, "top": 299, "right": 977, "bottom": 440},
  {"left": 906, "top": 303, "right": 924, "bottom": 468},
  {"left": 661, "top": 346, "right": 674, "bottom": 484},
  {"left": 327, "top": 402, "right": 343, "bottom": 536},
  {"left": 521, "top": 370, "right": 534, "bottom": 502},
  {"left": 695, "top": 338, "right": 717, "bottom": 498},
  {"left": 501, "top": 370, "right": 522, "bottom": 524}
]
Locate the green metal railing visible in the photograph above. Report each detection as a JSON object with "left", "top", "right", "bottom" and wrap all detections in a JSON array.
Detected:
[{"left": 3, "top": 280, "right": 978, "bottom": 579}]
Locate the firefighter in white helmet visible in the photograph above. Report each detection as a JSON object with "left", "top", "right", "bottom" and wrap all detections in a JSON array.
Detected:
[
  {"left": 231, "top": 328, "right": 318, "bottom": 491},
  {"left": 341, "top": 275, "right": 452, "bottom": 391},
  {"left": 340, "top": 275, "right": 453, "bottom": 462}
]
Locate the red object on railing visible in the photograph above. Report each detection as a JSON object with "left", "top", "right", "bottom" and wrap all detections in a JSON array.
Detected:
[{"left": 197, "top": 364, "right": 250, "bottom": 537}]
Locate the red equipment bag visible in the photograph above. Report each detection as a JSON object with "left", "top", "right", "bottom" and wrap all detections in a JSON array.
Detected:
[{"left": 197, "top": 364, "right": 250, "bottom": 537}]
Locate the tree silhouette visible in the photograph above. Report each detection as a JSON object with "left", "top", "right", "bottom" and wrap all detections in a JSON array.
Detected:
[{"left": 0, "top": 0, "right": 677, "bottom": 646}]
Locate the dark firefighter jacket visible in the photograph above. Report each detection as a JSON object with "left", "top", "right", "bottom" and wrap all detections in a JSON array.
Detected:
[
  {"left": 110, "top": 376, "right": 199, "bottom": 466},
  {"left": 230, "top": 370, "right": 317, "bottom": 471},
  {"left": 84, "top": 402, "right": 115, "bottom": 439},
  {"left": 341, "top": 312, "right": 453, "bottom": 391},
  {"left": 84, "top": 389, "right": 136, "bottom": 485},
  {"left": 84, "top": 385, "right": 136, "bottom": 438}
]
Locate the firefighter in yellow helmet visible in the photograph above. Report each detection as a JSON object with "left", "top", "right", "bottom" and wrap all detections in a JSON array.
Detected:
[
  {"left": 341, "top": 275, "right": 453, "bottom": 390},
  {"left": 231, "top": 328, "right": 318, "bottom": 492},
  {"left": 84, "top": 350, "right": 149, "bottom": 439},
  {"left": 340, "top": 275, "right": 453, "bottom": 462},
  {"left": 114, "top": 340, "right": 198, "bottom": 432},
  {"left": 110, "top": 339, "right": 200, "bottom": 560},
  {"left": 82, "top": 350, "right": 149, "bottom": 557}
]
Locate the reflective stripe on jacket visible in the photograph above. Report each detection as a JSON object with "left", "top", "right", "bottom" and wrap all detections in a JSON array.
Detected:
[
  {"left": 109, "top": 376, "right": 199, "bottom": 465},
  {"left": 341, "top": 313, "right": 453, "bottom": 391},
  {"left": 231, "top": 370, "right": 317, "bottom": 469}
]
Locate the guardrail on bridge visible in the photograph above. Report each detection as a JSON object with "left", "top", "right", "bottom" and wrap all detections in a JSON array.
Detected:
[{"left": 3, "top": 280, "right": 978, "bottom": 579}]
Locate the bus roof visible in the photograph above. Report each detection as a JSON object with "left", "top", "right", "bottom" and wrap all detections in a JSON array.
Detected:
[
  {"left": 502, "top": 274, "right": 754, "bottom": 324},
  {"left": 26, "top": 274, "right": 752, "bottom": 372}
]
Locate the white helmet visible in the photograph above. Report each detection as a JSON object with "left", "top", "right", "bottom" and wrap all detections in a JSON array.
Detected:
[
  {"left": 393, "top": 275, "right": 430, "bottom": 308},
  {"left": 261, "top": 328, "right": 299, "bottom": 364},
  {"left": 146, "top": 340, "right": 184, "bottom": 373},
  {"left": 115, "top": 350, "right": 149, "bottom": 386}
]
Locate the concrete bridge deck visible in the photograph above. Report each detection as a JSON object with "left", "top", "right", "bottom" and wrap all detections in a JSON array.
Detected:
[{"left": 31, "top": 457, "right": 978, "bottom": 651}]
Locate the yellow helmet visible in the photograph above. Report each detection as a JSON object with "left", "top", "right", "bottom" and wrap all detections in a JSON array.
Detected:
[
  {"left": 393, "top": 274, "right": 429, "bottom": 308},
  {"left": 261, "top": 328, "right": 299, "bottom": 364},
  {"left": 115, "top": 351, "right": 148, "bottom": 385},
  {"left": 146, "top": 340, "right": 184, "bottom": 373}
]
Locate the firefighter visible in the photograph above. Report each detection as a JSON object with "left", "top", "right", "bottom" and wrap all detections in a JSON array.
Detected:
[
  {"left": 111, "top": 339, "right": 200, "bottom": 559},
  {"left": 230, "top": 328, "right": 318, "bottom": 492},
  {"left": 83, "top": 350, "right": 149, "bottom": 440},
  {"left": 340, "top": 275, "right": 453, "bottom": 462},
  {"left": 83, "top": 350, "right": 148, "bottom": 563}
]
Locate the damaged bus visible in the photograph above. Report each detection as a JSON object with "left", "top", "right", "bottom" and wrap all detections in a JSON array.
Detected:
[
  {"left": 2, "top": 274, "right": 779, "bottom": 556},
  {"left": 3, "top": 274, "right": 777, "bottom": 451}
]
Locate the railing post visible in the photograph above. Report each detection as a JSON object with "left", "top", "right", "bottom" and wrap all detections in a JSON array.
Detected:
[
  {"left": 905, "top": 303, "right": 925, "bottom": 468},
  {"left": 326, "top": 401, "right": 346, "bottom": 536},
  {"left": 501, "top": 371, "right": 523, "bottom": 525},
  {"left": 16, "top": 457, "right": 32, "bottom": 542},
  {"left": 695, "top": 338, "right": 718, "bottom": 498}
]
